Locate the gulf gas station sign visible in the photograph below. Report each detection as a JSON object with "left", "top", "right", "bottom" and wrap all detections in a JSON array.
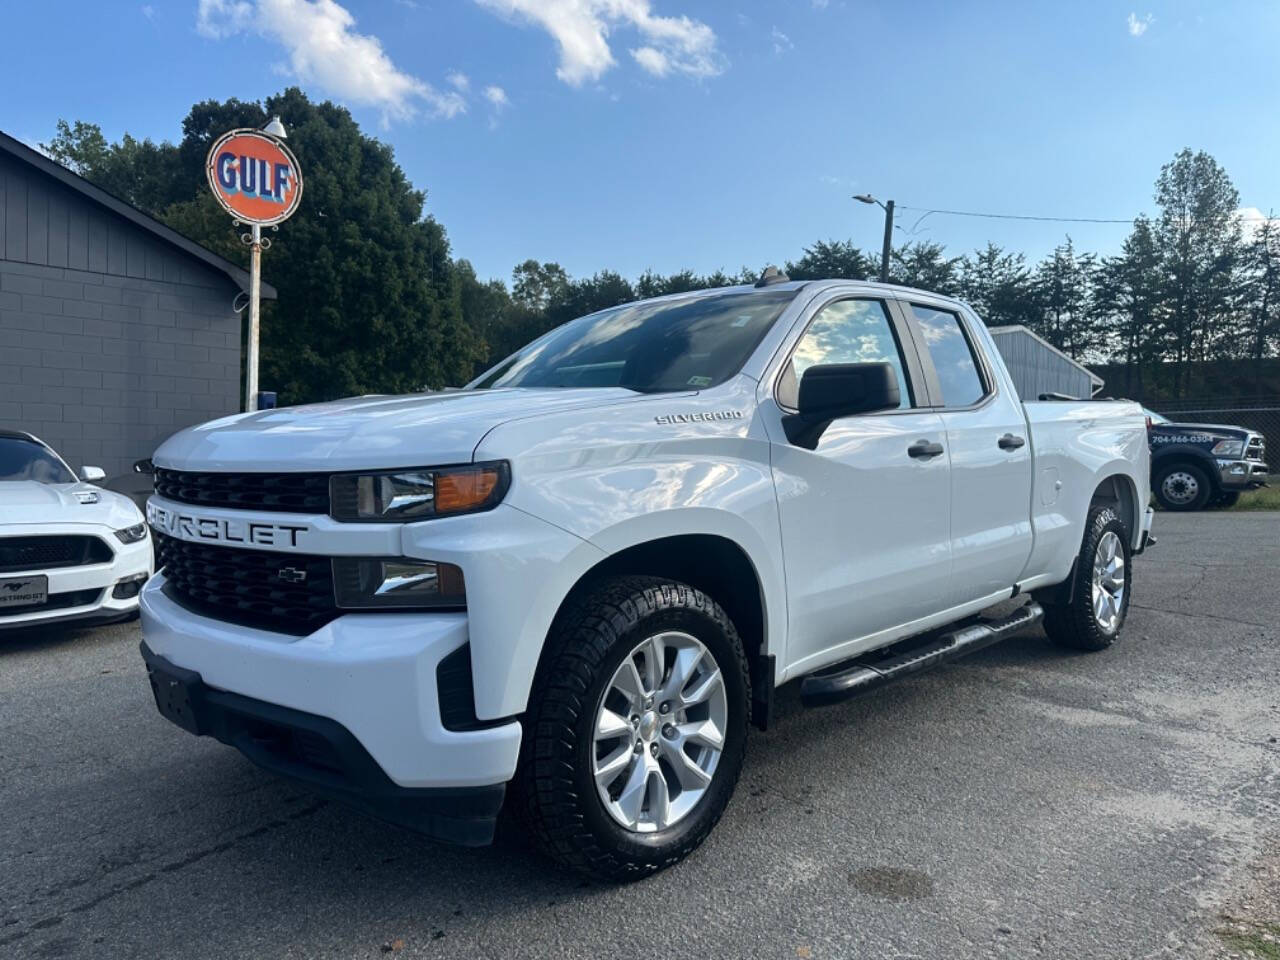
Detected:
[{"left": 205, "top": 129, "right": 303, "bottom": 226}]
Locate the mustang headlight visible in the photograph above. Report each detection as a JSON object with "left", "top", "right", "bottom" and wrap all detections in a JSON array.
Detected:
[
  {"left": 114, "top": 522, "right": 149, "bottom": 544},
  {"left": 1211, "top": 439, "right": 1245, "bottom": 457},
  {"left": 332, "top": 558, "right": 466, "bottom": 609},
  {"left": 329, "top": 462, "right": 510, "bottom": 522}
]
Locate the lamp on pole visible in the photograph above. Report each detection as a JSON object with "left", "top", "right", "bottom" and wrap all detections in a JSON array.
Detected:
[{"left": 853, "top": 194, "right": 894, "bottom": 283}]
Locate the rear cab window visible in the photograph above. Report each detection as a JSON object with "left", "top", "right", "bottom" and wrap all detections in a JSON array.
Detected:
[{"left": 908, "top": 304, "right": 988, "bottom": 408}]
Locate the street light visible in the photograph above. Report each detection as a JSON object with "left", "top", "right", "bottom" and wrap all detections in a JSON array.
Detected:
[
  {"left": 854, "top": 194, "right": 894, "bottom": 283},
  {"left": 262, "top": 116, "right": 288, "bottom": 139}
]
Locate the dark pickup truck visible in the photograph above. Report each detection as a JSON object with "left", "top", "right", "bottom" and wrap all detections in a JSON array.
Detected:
[{"left": 1146, "top": 410, "right": 1269, "bottom": 510}]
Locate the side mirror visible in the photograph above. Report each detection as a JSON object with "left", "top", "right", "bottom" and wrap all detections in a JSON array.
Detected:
[
  {"left": 80, "top": 466, "right": 106, "bottom": 483},
  {"left": 133, "top": 458, "right": 155, "bottom": 475},
  {"left": 782, "top": 362, "right": 900, "bottom": 449}
]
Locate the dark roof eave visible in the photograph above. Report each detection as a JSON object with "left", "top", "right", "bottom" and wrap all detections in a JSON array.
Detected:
[{"left": 0, "top": 130, "right": 278, "bottom": 300}]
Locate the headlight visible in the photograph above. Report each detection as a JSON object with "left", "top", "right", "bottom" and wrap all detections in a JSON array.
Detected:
[
  {"left": 329, "top": 462, "right": 510, "bottom": 522},
  {"left": 114, "top": 522, "right": 148, "bottom": 544},
  {"left": 1211, "top": 439, "right": 1245, "bottom": 457},
  {"left": 332, "top": 558, "right": 466, "bottom": 609}
]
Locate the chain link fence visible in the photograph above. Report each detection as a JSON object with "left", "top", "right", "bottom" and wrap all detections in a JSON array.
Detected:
[{"left": 1146, "top": 397, "right": 1277, "bottom": 471}]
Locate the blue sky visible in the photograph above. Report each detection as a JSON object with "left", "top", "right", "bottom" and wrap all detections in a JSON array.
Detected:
[{"left": 5, "top": 1, "right": 1278, "bottom": 284}]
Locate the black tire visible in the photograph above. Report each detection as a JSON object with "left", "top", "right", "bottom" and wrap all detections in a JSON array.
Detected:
[
  {"left": 1043, "top": 505, "right": 1132, "bottom": 652},
  {"left": 1209, "top": 491, "right": 1241, "bottom": 509},
  {"left": 514, "top": 575, "right": 750, "bottom": 882},
  {"left": 1153, "top": 461, "right": 1212, "bottom": 511}
]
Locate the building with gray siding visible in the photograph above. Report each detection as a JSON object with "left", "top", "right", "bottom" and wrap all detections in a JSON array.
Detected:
[
  {"left": 989, "top": 325, "right": 1104, "bottom": 401},
  {"left": 0, "top": 131, "right": 276, "bottom": 478}
]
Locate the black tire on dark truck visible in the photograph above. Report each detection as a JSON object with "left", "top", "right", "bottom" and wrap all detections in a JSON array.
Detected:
[
  {"left": 1043, "top": 505, "right": 1132, "bottom": 652},
  {"left": 514, "top": 576, "right": 750, "bottom": 882},
  {"left": 1153, "top": 461, "right": 1213, "bottom": 511}
]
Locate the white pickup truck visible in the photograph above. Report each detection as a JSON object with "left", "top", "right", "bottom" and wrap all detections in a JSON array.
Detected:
[{"left": 140, "top": 274, "right": 1153, "bottom": 880}]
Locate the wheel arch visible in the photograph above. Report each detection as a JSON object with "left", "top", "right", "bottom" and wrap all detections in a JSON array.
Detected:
[
  {"left": 543, "top": 531, "right": 777, "bottom": 730},
  {"left": 1090, "top": 472, "right": 1142, "bottom": 548}
]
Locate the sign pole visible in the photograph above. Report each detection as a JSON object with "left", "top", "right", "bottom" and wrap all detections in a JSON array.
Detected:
[
  {"left": 246, "top": 223, "right": 262, "bottom": 412},
  {"left": 205, "top": 121, "right": 302, "bottom": 414}
]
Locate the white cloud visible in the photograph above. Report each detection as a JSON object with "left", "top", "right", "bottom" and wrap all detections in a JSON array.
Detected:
[
  {"left": 448, "top": 71, "right": 471, "bottom": 92},
  {"left": 483, "top": 85, "right": 511, "bottom": 109},
  {"left": 197, "top": 0, "right": 465, "bottom": 121},
  {"left": 811, "top": 0, "right": 829, "bottom": 8},
  {"left": 771, "top": 26, "right": 792, "bottom": 55},
  {"left": 1127, "top": 11, "right": 1152, "bottom": 36},
  {"left": 1236, "top": 206, "right": 1275, "bottom": 243},
  {"left": 474, "top": 0, "right": 725, "bottom": 86},
  {"left": 141, "top": 4, "right": 155, "bottom": 18}
]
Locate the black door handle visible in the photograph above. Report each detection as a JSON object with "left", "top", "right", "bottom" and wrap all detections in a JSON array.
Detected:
[
  {"left": 907, "top": 439, "right": 945, "bottom": 459},
  {"left": 998, "top": 433, "right": 1026, "bottom": 451}
]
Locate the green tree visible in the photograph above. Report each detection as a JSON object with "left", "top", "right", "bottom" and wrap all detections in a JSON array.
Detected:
[
  {"left": 958, "top": 243, "right": 1040, "bottom": 327},
  {"left": 46, "top": 88, "right": 483, "bottom": 404},
  {"left": 1095, "top": 216, "right": 1165, "bottom": 395},
  {"left": 1153, "top": 148, "right": 1242, "bottom": 395},
  {"left": 785, "top": 239, "right": 873, "bottom": 281},
  {"left": 1033, "top": 237, "right": 1101, "bottom": 360},
  {"left": 889, "top": 241, "right": 962, "bottom": 295}
]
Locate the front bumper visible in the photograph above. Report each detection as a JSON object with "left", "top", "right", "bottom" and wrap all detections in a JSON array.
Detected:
[
  {"left": 1218, "top": 459, "right": 1270, "bottom": 490},
  {"left": 140, "top": 641, "right": 505, "bottom": 845},
  {"left": 139, "top": 573, "right": 522, "bottom": 789},
  {"left": 0, "top": 526, "right": 152, "bottom": 630}
]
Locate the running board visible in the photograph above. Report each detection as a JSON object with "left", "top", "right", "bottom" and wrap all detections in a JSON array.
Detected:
[{"left": 799, "top": 602, "right": 1045, "bottom": 709}]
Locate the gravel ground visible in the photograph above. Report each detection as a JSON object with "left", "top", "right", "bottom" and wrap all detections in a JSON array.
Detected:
[{"left": 2, "top": 511, "right": 1278, "bottom": 959}]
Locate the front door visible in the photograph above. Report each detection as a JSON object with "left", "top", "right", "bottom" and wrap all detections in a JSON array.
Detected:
[{"left": 765, "top": 296, "right": 953, "bottom": 676}]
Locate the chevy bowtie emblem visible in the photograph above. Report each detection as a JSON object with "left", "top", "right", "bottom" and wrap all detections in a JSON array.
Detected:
[{"left": 277, "top": 567, "right": 307, "bottom": 584}]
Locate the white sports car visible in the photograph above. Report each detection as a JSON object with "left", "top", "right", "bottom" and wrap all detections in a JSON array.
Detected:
[{"left": 1, "top": 430, "right": 153, "bottom": 630}]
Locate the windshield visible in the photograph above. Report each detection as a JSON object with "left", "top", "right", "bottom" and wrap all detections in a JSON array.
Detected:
[
  {"left": 470, "top": 289, "right": 798, "bottom": 393},
  {"left": 0, "top": 437, "right": 76, "bottom": 484}
]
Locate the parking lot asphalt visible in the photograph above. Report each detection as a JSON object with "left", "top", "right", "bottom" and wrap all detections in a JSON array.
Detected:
[{"left": 2, "top": 511, "right": 1278, "bottom": 960}]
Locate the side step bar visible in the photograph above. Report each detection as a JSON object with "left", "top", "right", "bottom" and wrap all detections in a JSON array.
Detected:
[{"left": 800, "top": 602, "right": 1044, "bottom": 709}]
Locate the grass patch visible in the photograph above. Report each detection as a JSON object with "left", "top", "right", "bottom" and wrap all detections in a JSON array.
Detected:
[
  {"left": 1216, "top": 923, "right": 1280, "bottom": 959},
  {"left": 1230, "top": 485, "right": 1280, "bottom": 511}
]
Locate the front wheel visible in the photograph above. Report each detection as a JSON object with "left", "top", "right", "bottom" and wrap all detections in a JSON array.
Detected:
[
  {"left": 515, "top": 576, "right": 750, "bottom": 881},
  {"left": 1153, "top": 461, "right": 1212, "bottom": 511},
  {"left": 1043, "top": 505, "right": 1132, "bottom": 652}
]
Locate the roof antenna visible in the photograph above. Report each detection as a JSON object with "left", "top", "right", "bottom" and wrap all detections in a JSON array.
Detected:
[{"left": 754, "top": 265, "right": 789, "bottom": 287}]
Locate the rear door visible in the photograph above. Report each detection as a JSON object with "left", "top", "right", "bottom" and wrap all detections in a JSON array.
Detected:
[
  {"left": 763, "top": 294, "right": 952, "bottom": 675},
  {"left": 899, "top": 300, "right": 1034, "bottom": 606}
]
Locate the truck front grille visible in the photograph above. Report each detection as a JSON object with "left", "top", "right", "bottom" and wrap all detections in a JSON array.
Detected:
[
  {"left": 154, "top": 469, "right": 330, "bottom": 514},
  {"left": 0, "top": 535, "right": 113, "bottom": 573},
  {"left": 1246, "top": 437, "right": 1266, "bottom": 462},
  {"left": 155, "top": 533, "right": 337, "bottom": 635}
]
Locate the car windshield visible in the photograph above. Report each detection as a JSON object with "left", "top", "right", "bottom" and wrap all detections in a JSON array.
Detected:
[
  {"left": 470, "top": 289, "right": 798, "bottom": 393},
  {"left": 0, "top": 437, "right": 76, "bottom": 484}
]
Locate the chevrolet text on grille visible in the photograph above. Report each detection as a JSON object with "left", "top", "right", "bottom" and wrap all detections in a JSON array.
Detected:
[{"left": 146, "top": 502, "right": 306, "bottom": 548}]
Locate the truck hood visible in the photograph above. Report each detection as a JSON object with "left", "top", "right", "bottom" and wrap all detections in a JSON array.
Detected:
[
  {"left": 1154, "top": 422, "right": 1251, "bottom": 438},
  {"left": 0, "top": 481, "right": 143, "bottom": 529},
  {"left": 153, "top": 388, "right": 643, "bottom": 472}
]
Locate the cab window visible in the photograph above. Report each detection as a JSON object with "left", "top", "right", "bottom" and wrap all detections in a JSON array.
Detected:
[
  {"left": 909, "top": 305, "right": 988, "bottom": 408},
  {"left": 778, "top": 299, "right": 912, "bottom": 410}
]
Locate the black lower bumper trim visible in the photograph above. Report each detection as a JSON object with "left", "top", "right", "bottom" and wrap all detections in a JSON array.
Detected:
[{"left": 139, "top": 641, "right": 505, "bottom": 846}]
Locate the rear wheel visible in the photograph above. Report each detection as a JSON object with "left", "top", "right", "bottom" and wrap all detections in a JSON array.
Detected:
[
  {"left": 1043, "top": 505, "right": 1132, "bottom": 652},
  {"left": 515, "top": 576, "right": 749, "bottom": 882},
  {"left": 1153, "top": 461, "right": 1212, "bottom": 511}
]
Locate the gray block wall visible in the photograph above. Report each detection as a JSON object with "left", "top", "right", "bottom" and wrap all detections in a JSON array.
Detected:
[{"left": 0, "top": 152, "right": 243, "bottom": 478}]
